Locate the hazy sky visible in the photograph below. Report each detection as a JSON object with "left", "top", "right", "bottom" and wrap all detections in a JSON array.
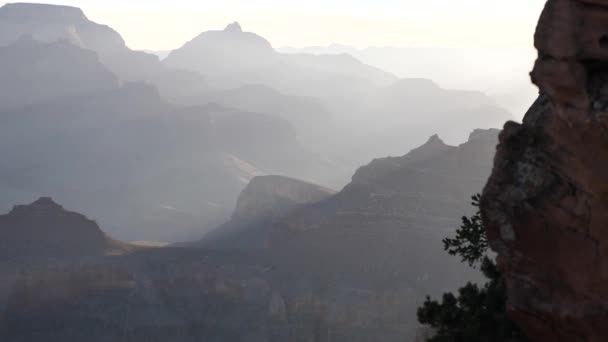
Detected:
[{"left": 0, "top": 1, "right": 546, "bottom": 50}]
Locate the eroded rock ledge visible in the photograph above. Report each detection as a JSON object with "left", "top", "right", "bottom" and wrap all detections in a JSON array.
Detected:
[{"left": 481, "top": 0, "right": 608, "bottom": 341}]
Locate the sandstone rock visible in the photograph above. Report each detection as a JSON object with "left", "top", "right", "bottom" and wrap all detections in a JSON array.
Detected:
[{"left": 481, "top": 1, "right": 608, "bottom": 340}]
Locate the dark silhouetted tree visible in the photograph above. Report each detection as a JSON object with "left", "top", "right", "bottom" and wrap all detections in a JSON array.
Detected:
[{"left": 416, "top": 194, "right": 528, "bottom": 342}]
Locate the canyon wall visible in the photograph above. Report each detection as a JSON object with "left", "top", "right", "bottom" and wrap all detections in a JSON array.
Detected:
[{"left": 481, "top": 0, "right": 608, "bottom": 341}]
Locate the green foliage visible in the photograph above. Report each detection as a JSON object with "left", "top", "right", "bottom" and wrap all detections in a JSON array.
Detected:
[
  {"left": 442, "top": 194, "right": 488, "bottom": 268},
  {"left": 417, "top": 194, "right": 528, "bottom": 342}
]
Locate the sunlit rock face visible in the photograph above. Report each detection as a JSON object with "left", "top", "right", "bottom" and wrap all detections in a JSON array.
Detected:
[
  {"left": 200, "top": 175, "right": 336, "bottom": 249},
  {"left": 232, "top": 175, "right": 335, "bottom": 222},
  {"left": 482, "top": 0, "right": 608, "bottom": 340}
]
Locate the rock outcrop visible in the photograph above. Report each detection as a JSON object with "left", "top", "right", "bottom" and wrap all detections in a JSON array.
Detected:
[
  {"left": 200, "top": 175, "right": 335, "bottom": 249},
  {"left": 232, "top": 175, "right": 335, "bottom": 222},
  {"left": 481, "top": 1, "right": 608, "bottom": 341},
  {"left": 0, "top": 197, "right": 132, "bottom": 259}
]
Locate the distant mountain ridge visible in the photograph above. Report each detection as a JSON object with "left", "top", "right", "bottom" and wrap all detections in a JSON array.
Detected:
[
  {"left": 164, "top": 21, "right": 398, "bottom": 96},
  {"left": 163, "top": 21, "right": 511, "bottom": 166},
  {"left": 0, "top": 3, "right": 511, "bottom": 242},
  {"left": 165, "top": 22, "right": 279, "bottom": 75},
  {"left": 0, "top": 37, "right": 334, "bottom": 242},
  {"left": 351, "top": 134, "right": 455, "bottom": 185},
  {"left": 0, "top": 2, "right": 154, "bottom": 78},
  {"left": 279, "top": 44, "right": 538, "bottom": 115},
  {"left": 0, "top": 2, "right": 209, "bottom": 95}
]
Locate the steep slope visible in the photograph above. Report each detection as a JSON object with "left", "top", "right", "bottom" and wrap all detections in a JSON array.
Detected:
[
  {"left": 0, "top": 197, "right": 132, "bottom": 259},
  {"left": 481, "top": 1, "right": 608, "bottom": 341},
  {"left": 201, "top": 175, "right": 335, "bottom": 249}
]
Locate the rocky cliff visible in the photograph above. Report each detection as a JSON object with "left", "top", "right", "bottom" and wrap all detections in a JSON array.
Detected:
[
  {"left": 201, "top": 175, "right": 335, "bottom": 249},
  {"left": 481, "top": 0, "right": 608, "bottom": 341}
]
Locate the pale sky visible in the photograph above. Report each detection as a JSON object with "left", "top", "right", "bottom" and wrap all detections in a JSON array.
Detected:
[{"left": 0, "top": 1, "right": 547, "bottom": 51}]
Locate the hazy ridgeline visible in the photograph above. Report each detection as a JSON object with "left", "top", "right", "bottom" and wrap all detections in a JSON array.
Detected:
[
  {"left": 0, "top": 3, "right": 520, "bottom": 243},
  {"left": 0, "top": 2, "right": 528, "bottom": 341}
]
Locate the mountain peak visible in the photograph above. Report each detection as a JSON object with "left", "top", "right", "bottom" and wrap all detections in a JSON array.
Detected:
[
  {"left": 425, "top": 134, "right": 444, "bottom": 145},
  {"left": 351, "top": 134, "right": 454, "bottom": 185},
  {"left": 10, "top": 197, "right": 64, "bottom": 215},
  {"left": 1, "top": 198, "right": 133, "bottom": 259},
  {"left": 31, "top": 196, "right": 62, "bottom": 208},
  {"left": 224, "top": 21, "right": 242, "bottom": 33}
]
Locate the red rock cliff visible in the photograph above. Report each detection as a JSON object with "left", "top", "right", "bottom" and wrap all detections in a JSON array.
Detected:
[{"left": 481, "top": 0, "right": 608, "bottom": 341}]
